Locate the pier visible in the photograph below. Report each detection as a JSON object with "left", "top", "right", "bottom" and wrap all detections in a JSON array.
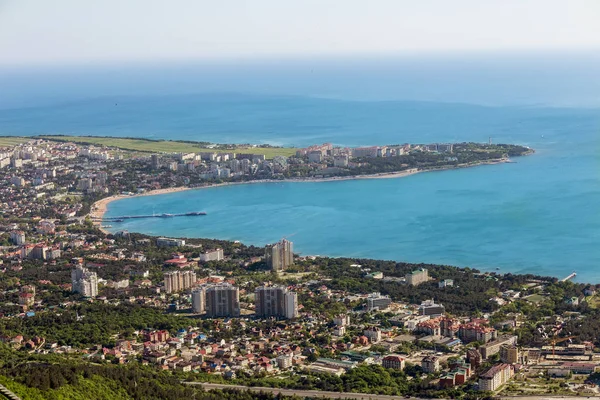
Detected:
[
  {"left": 560, "top": 272, "right": 577, "bottom": 282},
  {"left": 93, "top": 211, "right": 206, "bottom": 222}
]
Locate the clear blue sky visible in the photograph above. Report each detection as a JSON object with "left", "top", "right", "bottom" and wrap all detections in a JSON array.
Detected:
[{"left": 1, "top": 0, "right": 599, "bottom": 66}]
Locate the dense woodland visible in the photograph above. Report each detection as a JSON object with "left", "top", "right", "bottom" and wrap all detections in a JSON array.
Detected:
[{"left": 0, "top": 346, "right": 290, "bottom": 400}]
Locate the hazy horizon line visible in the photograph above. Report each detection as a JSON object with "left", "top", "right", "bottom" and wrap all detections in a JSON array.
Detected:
[{"left": 2, "top": 47, "right": 600, "bottom": 70}]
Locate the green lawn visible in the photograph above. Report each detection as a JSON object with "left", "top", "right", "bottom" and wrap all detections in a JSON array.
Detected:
[
  {"left": 0, "top": 136, "right": 31, "bottom": 147},
  {"left": 585, "top": 295, "right": 600, "bottom": 309},
  {"left": 524, "top": 293, "right": 546, "bottom": 304},
  {"left": 38, "top": 136, "right": 298, "bottom": 159}
]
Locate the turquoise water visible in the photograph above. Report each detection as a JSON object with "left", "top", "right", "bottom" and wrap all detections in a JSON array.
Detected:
[
  {"left": 2, "top": 56, "right": 600, "bottom": 281},
  {"left": 104, "top": 101, "right": 600, "bottom": 282}
]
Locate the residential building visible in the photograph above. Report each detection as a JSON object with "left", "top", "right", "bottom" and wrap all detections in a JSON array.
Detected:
[
  {"left": 198, "top": 248, "right": 224, "bottom": 262},
  {"left": 438, "top": 279, "right": 454, "bottom": 288},
  {"left": 416, "top": 317, "right": 442, "bottom": 336},
  {"left": 10, "top": 176, "right": 25, "bottom": 186},
  {"left": 500, "top": 345, "right": 519, "bottom": 364},
  {"left": 352, "top": 146, "right": 379, "bottom": 158},
  {"left": 71, "top": 265, "right": 99, "bottom": 297},
  {"left": 439, "top": 372, "right": 458, "bottom": 388},
  {"left": 421, "top": 356, "right": 440, "bottom": 373},
  {"left": 156, "top": 237, "right": 186, "bottom": 247},
  {"left": 333, "top": 314, "right": 351, "bottom": 326},
  {"left": 191, "top": 288, "right": 205, "bottom": 313},
  {"left": 366, "top": 292, "right": 391, "bottom": 312},
  {"left": 19, "top": 285, "right": 35, "bottom": 308},
  {"left": 308, "top": 151, "right": 323, "bottom": 163},
  {"left": 255, "top": 285, "right": 299, "bottom": 319},
  {"left": 466, "top": 349, "right": 482, "bottom": 368},
  {"left": 363, "top": 326, "right": 382, "bottom": 343},
  {"left": 479, "top": 335, "right": 518, "bottom": 359},
  {"left": 333, "top": 155, "right": 349, "bottom": 167},
  {"left": 276, "top": 354, "right": 293, "bottom": 369},
  {"left": 151, "top": 154, "right": 160, "bottom": 169},
  {"left": 458, "top": 322, "right": 497, "bottom": 344},
  {"left": 406, "top": 268, "right": 428, "bottom": 286},
  {"left": 478, "top": 364, "right": 514, "bottom": 392},
  {"left": 164, "top": 270, "right": 197, "bottom": 294},
  {"left": 382, "top": 355, "right": 405, "bottom": 370},
  {"left": 418, "top": 299, "right": 445, "bottom": 316},
  {"left": 205, "top": 283, "right": 240, "bottom": 317},
  {"left": 9, "top": 231, "right": 25, "bottom": 245},
  {"left": 404, "top": 315, "right": 431, "bottom": 331},
  {"left": 265, "top": 238, "right": 294, "bottom": 272},
  {"left": 440, "top": 317, "right": 460, "bottom": 337},
  {"left": 31, "top": 245, "right": 48, "bottom": 260},
  {"left": 333, "top": 326, "right": 346, "bottom": 336},
  {"left": 37, "top": 220, "right": 56, "bottom": 234}
]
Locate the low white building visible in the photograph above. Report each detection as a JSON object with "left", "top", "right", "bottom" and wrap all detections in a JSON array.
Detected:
[{"left": 199, "top": 248, "right": 224, "bottom": 262}]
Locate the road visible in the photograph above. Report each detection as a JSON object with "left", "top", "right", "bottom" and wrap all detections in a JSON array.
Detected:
[
  {"left": 186, "top": 382, "right": 595, "bottom": 400},
  {"left": 185, "top": 382, "right": 407, "bottom": 399}
]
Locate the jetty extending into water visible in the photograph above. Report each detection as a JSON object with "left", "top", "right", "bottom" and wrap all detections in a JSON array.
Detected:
[
  {"left": 93, "top": 211, "right": 206, "bottom": 222},
  {"left": 560, "top": 272, "right": 577, "bottom": 282}
]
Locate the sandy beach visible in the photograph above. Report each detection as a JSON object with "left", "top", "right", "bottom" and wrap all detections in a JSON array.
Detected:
[
  {"left": 89, "top": 159, "right": 510, "bottom": 231},
  {"left": 89, "top": 187, "right": 195, "bottom": 233}
]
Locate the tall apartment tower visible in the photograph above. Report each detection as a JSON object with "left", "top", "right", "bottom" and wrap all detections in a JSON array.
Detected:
[
  {"left": 205, "top": 283, "right": 240, "bottom": 317},
  {"left": 151, "top": 154, "right": 160, "bottom": 169},
  {"left": 71, "top": 265, "right": 98, "bottom": 297},
  {"left": 255, "top": 286, "right": 299, "bottom": 319},
  {"left": 265, "top": 238, "right": 294, "bottom": 272},
  {"left": 191, "top": 287, "right": 205, "bottom": 313},
  {"left": 164, "top": 270, "right": 196, "bottom": 294}
]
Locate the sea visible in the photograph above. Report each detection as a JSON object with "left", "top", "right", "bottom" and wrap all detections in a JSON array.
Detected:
[{"left": 1, "top": 53, "right": 599, "bottom": 282}]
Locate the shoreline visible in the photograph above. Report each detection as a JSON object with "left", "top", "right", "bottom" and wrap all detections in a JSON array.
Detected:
[{"left": 89, "top": 158, "right": 512, "bottom": 231}]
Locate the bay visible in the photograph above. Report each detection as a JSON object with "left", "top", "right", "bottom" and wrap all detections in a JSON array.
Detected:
[{"left": 103, "top": 100, "right": 600, "bottom": 282}]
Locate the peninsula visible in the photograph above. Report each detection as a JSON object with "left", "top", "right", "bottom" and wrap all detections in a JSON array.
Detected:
[{"left": 9, "top": 136, "right": 531, "bottom": 224}]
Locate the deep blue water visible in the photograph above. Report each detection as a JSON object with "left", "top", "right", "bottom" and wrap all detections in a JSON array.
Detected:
[{"left": 1, "top": 55, "right": 600, "bottom": 281}]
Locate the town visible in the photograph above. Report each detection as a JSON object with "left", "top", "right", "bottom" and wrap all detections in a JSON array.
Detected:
[{"left": 3, "top": 137, "right": 597, "bottom": 399}]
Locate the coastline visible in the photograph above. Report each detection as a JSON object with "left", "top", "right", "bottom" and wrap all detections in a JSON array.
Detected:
[{"left": 90, "top": 158, "right": 512, "bottom": 232}]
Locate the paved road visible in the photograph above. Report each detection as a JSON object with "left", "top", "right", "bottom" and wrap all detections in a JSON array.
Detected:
[
  {"left": 186, "top": 382, "right": 595, "bottom": 400},
  {"left": 185, "top": 382, "right": 407, "bottom": 399}
]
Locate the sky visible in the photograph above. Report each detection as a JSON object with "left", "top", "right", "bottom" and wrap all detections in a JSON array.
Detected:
[{"left": 0, "top": 0, "right": 599, "bottom": 66}]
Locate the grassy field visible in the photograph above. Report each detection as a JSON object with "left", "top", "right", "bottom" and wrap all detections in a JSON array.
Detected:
[
  {"left": 38, "top": 135, "right": 298, "bottom": 159},
  {"left": 0, "top": 136, "right": 32, "bottom": 147},
  {"left": 585, "top": 295, "right": 600, "bottom": 309},
  {"left": 524, "top": 293, "right": 547, "bottom": 304}
]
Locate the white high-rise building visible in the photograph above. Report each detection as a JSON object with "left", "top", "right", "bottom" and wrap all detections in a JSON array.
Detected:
[
  {"left": 265, "top": 239, "right": 294, "bottom": 272},
  {"left": 164, "top": 270, "right": 196, "bottom": 294},
  {"left": 9, "top": 231, "right": 26, "bottom": 245},
  {"left": 205, "top": 283, "right": 240, "bottom": 317},
  {"left": 255, "top": 286, "right": 299, "bottom": 319},
  {"left": 71, "top": 265, "right": 98, "bottom": 297},
  {"left": 191, "top": 287, "right": 205, "bottom": 313}
]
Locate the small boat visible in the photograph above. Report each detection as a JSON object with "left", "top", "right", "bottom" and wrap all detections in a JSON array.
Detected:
[{"left": 185, "top": 211, "right": 207, "bottom": 216}]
